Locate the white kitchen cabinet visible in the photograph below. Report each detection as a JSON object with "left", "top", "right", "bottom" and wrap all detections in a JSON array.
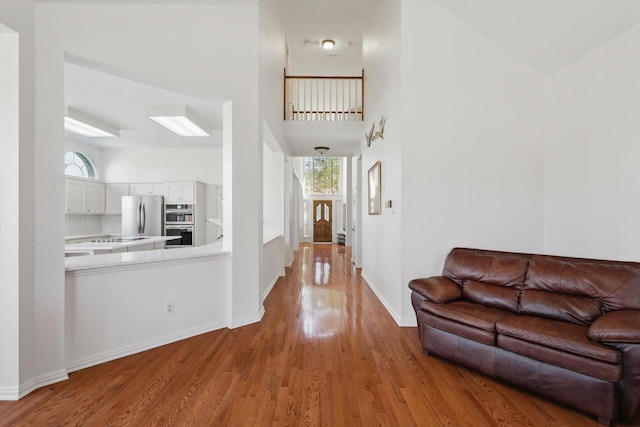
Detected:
[
  {"left": 66, "top": 179, "right": 86, "bottom": 213},
  {"left": 164, "top": 182, "right": 195, "bottom": 202},
  {"left": 105, "top": 184, "right": 130, "bottom": 214},
  {"left": 130, "top": 183, "right": 164, "bottom": 196},
  {"left": 65, "top": 178, "right": 105, "bottom": 214},
  {"left": 85, "top": 182, "right": 106, "bottom": 213}
]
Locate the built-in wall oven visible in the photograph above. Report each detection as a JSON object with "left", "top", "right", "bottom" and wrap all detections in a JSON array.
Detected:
[
  {"left": 165, "top": 225, "right": 194, "bottom": 247},
  {"left": 165, "top": 204, "right": 194, "bottom": 247}
]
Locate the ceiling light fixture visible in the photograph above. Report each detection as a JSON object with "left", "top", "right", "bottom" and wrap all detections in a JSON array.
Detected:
[
  {"left": 322, "top": 39, "right": 335, "bottom": 50},
  {"left": 146, "top": 105, "right": 210, "bottom": 137},
  {"left": 64, "top": 107, "right": 119, "bottom": 137},
  {"left": 314, "top": 146, "right": 330, "bottom": 156}
]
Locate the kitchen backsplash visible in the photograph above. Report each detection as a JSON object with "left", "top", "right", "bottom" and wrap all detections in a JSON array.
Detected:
[{"left": 65, "top": 214, "right": 122, "bottom": 237}]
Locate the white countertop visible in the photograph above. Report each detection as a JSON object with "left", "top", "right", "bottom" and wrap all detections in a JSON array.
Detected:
[
  {"left": 65, "top": 233, "right": 113, "bottom": 241},
  {"left": 65, "top": 236, "right": 178, "bottom": 253},
  {"left": 65, "top": 241, "right": 229, "bottom": 272}
]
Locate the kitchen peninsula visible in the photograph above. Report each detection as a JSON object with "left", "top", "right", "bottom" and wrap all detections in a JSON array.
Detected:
[{"left": 64, "top": 240, "right": 230, "bottom": 374}]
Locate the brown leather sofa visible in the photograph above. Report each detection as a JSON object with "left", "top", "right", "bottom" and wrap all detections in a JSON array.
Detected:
[{"left": 408, "top": 247, "right": 640, "bottom": 426}]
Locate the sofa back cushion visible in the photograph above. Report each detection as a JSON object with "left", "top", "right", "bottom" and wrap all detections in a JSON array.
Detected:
[
  {"left": 519, "top": 289, "right": 602, "bottom": 325},
  {"left": 522, "top": 255, "right": 640, "bottom": 324},
  {"left": 443, "top": 248, "right": 529, "bottom": 313},
  {"left": 462, "top": 280, "right": 520, "bottom": 312}
]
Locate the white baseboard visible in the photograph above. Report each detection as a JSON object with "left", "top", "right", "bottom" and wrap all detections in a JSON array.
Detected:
[
  {"left": 0, "top": 385, "right": 19, "bottom": 401},
  {"left": 286, "top": 254, "right": 294, "bottom": 267},
  {"left": 262, "top": 276, "right": 279, "bottom": 302},
  {"left": 360, "top": 271, "right": 404, "bottom": 326},
  {"left": 229, "top": 307, "right": 264, "bottom": 329},
  {"left": 360, "top": 272, "right": 417, "bottom": 327},
  {"left": 0, "top": 369, "right": 69, "bottom": 401},
  {"left": 65, "top": 321, "right": 227, "bottom": 373}
]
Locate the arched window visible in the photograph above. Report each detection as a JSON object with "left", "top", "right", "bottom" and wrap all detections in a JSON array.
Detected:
[{"left": 64, "top": 151, "right": 97, "bottom": 179}]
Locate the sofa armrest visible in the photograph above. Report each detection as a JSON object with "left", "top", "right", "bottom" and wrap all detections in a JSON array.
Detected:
[
  {"left": 408, "top": 276, "right": 462, "bottom": 304},
  {"left": 588, "top": 310, "right": 640, "bottom": 343}
]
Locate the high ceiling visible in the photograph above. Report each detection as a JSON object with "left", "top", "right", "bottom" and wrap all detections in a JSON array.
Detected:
[
  {"left": 65, "top": 60, "right": 223, "bottom": 150},
  {"left": 64, "top": 0, "right": 640, "bottom": 155},
  {"left": 435, "top": 0, "right": 640, "bottom": 76}
]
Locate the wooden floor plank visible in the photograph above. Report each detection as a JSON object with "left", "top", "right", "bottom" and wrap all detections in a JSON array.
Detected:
[{"left": 0, "top": 243, "right": 638, "bottom": 426}]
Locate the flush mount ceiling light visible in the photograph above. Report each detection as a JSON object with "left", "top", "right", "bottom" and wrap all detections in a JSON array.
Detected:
[
  {"left": 322, "top": 39, "right": 335, "bottom": 50},
  {"left": 314, "top": 146, "right": 330, "bottom": 156},
  {"left": 64, "top": 107, "right": 119, "bottom": 137},
  {"left": 146, "top": 105, "right": 210, "bottom": 137}
]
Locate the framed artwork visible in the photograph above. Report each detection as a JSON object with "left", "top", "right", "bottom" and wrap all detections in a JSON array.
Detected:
[{"left": 368, "top": 161, "right": 381, "bottom": 215}]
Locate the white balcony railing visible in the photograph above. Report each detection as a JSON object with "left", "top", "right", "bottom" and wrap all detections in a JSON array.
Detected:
[{"left": 284, "top": 69, "right": 364, "bottom": 122}]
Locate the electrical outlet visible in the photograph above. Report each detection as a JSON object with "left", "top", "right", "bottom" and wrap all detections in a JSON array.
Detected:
[{"left": 166, "top": 302, "right": 174, "bottom": 315}]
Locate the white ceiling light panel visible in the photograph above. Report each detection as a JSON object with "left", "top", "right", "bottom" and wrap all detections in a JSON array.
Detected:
[
  {"left": 64, "top": 107, "right": 119, "bottom": 137},
  {"left": 146, "top": 105, "right": 210, "bottom": 137}
]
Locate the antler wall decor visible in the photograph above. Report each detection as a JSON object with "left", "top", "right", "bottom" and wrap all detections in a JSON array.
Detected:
[{"left": 365, "top": 115, "right": 386, "bottom": 147}]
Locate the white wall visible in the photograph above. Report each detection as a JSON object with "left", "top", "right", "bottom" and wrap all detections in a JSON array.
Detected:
[
  {"left": 102, "top": 148, "right": 222, "bottom": 184},
  {"left": 39, "top": 2, "right": 263, "bottom": 329},
  {"left": 0, "top": 1, "right": 66, "bottom": 399},
  {"left": 263, "top": 142, "right": 284, "bottom": 240},
  {"left": 399, "top": 2, "right": 545, "bottom": 325},
  {"left": 361, "top": 1, "right": 546, "bottom": 326},
  {"left": 0, "top": 21, "right": 23, "bottom": 398},
  {"left": 361, "top": 0, "right": 404, "bottom": 323},
  {"left": 259, "top": 0, "right": 287, "bottom": 154},
  {"left": 283, "top": 159, "right": 295, "bottom": 265},
  {"left": 262, "top": 236, "right": 284, "bottom": 301},
  {"left": 0, "top": 2, "right": 265, "bottom": 399},
  {"left": 545, "top": 24, "right": 640, "bottom": 260},
  {"left": 65, "top": 255, "right": 229, "bottom": 372}
]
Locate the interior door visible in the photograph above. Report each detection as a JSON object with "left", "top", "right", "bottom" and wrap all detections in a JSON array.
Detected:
[{"left": 313, "top": 200, "right": 332, "bottom": 242}]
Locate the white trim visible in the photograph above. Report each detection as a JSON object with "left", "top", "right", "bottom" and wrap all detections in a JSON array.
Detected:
[
  {"left": 0, "top": 370, "right": 70, "bottom": 401},
  {"left": 360, "top": 271, "right": 410, "bottom": 327},
  {"left": 262, "top": 276, "right": 279, "bottom": 302},
  {"left": 286, "top": 254, "right": 294, "bottom": 268},
  {"left": 229, "top": 307, "right": 264, "bottom": 329},
  {"left": 65, "top": 321, "right": 227, "bottom": 373}
]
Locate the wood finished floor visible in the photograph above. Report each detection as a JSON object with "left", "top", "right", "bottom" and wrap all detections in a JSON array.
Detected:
[{"left": 1, "top": 243, "right": 639, "bottom": 426}]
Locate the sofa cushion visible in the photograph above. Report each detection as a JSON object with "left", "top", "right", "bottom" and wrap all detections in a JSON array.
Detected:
[
  {"left": 524, "top": 255, "right": 640, "bottom": 312},
  {"left": 443, "top": 248, "right": 529, "bottom": 287},
  {"left": 497, "top": 335, "right": 622, "bottom": 382},
  {"left": 588, "top": 310, "right": 640, "bottom": 343},
  {"left": 421, "top": 300, "right": 516, "bottom": 332},
  {"left": 421, "top": 312, "right": 498, "bottom": 345},
  {"left": 496, "top": 316, "right": 621, "bottom": 364},
  {"left": 462, "top": 280, "right": 519, "bottom": 312},
  {"left": 409, "top": 277, "right": 462, "bottom": 303},
  {"left": 519, "top": 289, "right": 602, "bottom": 326}
]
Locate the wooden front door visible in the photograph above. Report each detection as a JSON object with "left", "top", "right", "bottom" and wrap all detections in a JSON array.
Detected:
[{"left": 313, "top": 200, "right": 332, "bottom": 242}]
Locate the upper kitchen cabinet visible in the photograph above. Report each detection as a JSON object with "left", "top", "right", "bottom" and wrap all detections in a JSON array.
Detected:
[
  {"left": 130, "top": 183, "right": 164, "bottom": 196},
  {"left": 105, "top": 184, "right": 130, "bottom": 214},
  {"left": 164, "top": 182, "right": 203, "bottom": 203},
  {"left": 66, "top": 178, "right": 105, "bottom": 214}
]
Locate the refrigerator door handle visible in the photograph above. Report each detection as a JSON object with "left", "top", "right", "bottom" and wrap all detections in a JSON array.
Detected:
[
  {"left": 137, "top": 202, "right": 142, "bottom": 234},
  {"left": 141, "top": 204, "right": 146, "bottom": 234}
]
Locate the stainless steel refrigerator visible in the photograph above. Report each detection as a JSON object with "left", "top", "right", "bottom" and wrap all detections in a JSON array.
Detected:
[{"left": 121, "top": 195, "right": 164, "bottom": 237}]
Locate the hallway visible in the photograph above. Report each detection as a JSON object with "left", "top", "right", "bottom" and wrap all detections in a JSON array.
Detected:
[{"left": 0, "top": 244, "right": 630, "bottom": 426}]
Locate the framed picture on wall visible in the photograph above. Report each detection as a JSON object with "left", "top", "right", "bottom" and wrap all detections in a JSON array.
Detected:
[{"left": 368, "top": 161, "right": 381, "bottom": 215}]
